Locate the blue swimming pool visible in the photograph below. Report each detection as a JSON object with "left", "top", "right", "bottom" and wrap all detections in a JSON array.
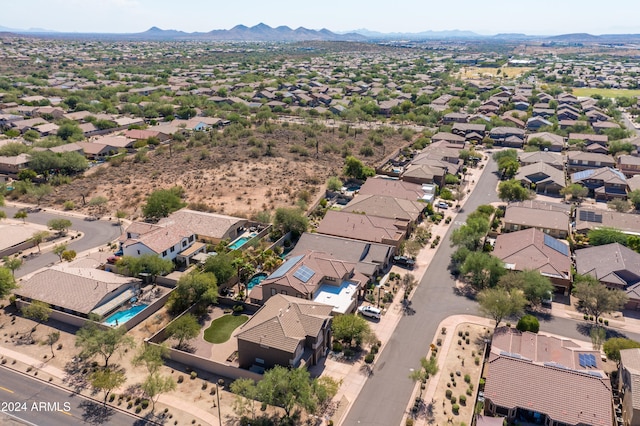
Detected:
[
  {"left": 229, "top": 233, "right": 257, "bottom": 250},
  {"left": 247, "top": 273, "right": 268, "bottom": 290},
  {"left": 104, "top": 304, "right": 148, "bottom": 327}
]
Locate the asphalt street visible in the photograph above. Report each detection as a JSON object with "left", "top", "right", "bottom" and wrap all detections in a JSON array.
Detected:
[
  {"left": 343, "top": 158, "right": 640, "bottom": 426},
  {"left": 1, "top": 205, "right": 122, "bottom": 277},
  {"left": 0, "top": 366, "right": 146, "bottom": 426}
]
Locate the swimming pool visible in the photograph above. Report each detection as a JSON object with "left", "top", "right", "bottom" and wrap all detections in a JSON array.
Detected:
[
  {"left": 229, "top": 233, "right": 257, "bottom": 250},
  {"left": 104, "top": 304, "right": 148, "bottom": 327},
  {"left": 247, "top": 272, "right": 268, "bottom": 290}
]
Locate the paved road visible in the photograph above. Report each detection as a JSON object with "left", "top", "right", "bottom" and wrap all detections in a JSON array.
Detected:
[
  {"left": 343, "top": 158, "right": 640, "bottom": 426},
  {"left": 0, "top": 366, "right": 145, "bottom": 426},
  {"left": 621, "top": 113, "right": 640, "bottom": 136},
  {"left": 1, "top": 205, "right": 121, "bottom": 277}
]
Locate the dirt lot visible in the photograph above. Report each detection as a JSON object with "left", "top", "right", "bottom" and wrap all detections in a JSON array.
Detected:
[{"left": 35, "top": 123, "right": 411, "bottom": 221}]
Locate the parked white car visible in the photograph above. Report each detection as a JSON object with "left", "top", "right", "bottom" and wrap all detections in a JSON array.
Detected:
[{"left": 358, "top": 305, "right": 381, "bottom": 319}]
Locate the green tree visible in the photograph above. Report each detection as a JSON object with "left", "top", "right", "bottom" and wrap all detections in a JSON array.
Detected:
[
  {"left": 47, "top": 218, "right": 72, "bottom": 235},
  {"left": 133, "top": 343, "right": 169, "bottom": 374},
  {"left": 90, "top": 368, "right": 126, "bottom": 404},
  {"left": 165, "top": 313, "right": 200, "bottom": 349},
  {"left": 203, "top": 252, "right": 237, "bottom": 284},
  {"left": 332, "top": 314, "right": 375, "bottom": 348},
  {"left": 61, "top": 250, "right": 77, "bottom": 262},
  {"left": 587, "top": 227, "right": 628, "bottom": 246},
  {"left": 231, "top": 378, "right": 259, "bottom": 420},
  {"left": 498, "top": 270, "right": 554, "bottom": 307},
  {"left": 343, "top": 155, "right": 375, "bottom": 180},
  {"left": 477, "top": 287, "right": 527, "bottom": 330},
  {"left": 21, "top": 301, "right": 51, "bottom": 341},
  {"left": 31, "top": 184, "right": 52, "bottom": 205},
  {"left": 3, "top": 256, "right": 22, "bottom": 277},
  {"left": 273, "top": 207, "right": 308, "bottom": 239},
  {"left": 629, "top": 189, "right": 640, "bottom": 210},
  {"left": 166, "top": 272, "right": 218, "bottom": 315},
  {"left": 409, "top": 356, "right": 439, "bottom": 398},
  {"left": 603, "top": 338, "right": 640, "bottom": 362},
  {"left": 573, "top": 275, "right": 628, "bottom": 324},
  {"left": 561, "top": 183, "right": 589, "bottom": 201},
  {"left": 516, "top": 314, "right": 540, "bottom": 333},
  {"left": 29, "top": 230, "right": 50, "bottom": 252},
  {"left": 14, "top": 210, "right": 27, "bottom": 223},
  {"left": 608, "top": 199, "right": 631, "bottom": 213},
  {"left": 141, "top": 372, "right": 176, "bottom": 412},
  {"left": 326, "top": 176, "right": 343, "bottom": 191},
  {"left": 0, "top": 266, "right": 17, "bottom": 298},
  {"left": 52, "top": 244, "right": 67, "bottom": 262},
  {"left": 46, "top": 331, "right": 60, "bottom": 358},
  {"left": 142, "top": 187, "right": 186, "bottom": 220},
  {"left": 75, "top": 323, "right": 135, "bottom": 368},
  {"left": 460, "top": 252, "right": 506, "bottom": 290},
  {"left": 116, "top": 254, "right": 174, "bottom": 284},
  {"left": 450, "top": 215, "right": 490, "bottom": 251},
  {"left": 498, "top": 179, "right": 531, "bottom": 202},
  {"left": 57, "top": 122, "right": 84, "bottom": 142},
  {"left": 256, "top": 366, "right": 316, "bottom": 419},
  {"left": 0, "top": 210, "right": 5, "bottom": 221}
]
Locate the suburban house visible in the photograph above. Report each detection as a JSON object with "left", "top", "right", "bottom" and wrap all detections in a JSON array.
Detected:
[
  {"left": 574, "top": 208, "right": 640, "bottom": 236},
  {"left": 484, "top": 327, "right": 612, "bottom": 426},
  {"left": 619, "top": 348, "right": 640, "bottom": 426},
  {"left": 92, "top": 135, "right": 137, "bottom": 150},
  {"left": 566, "top": 151, "right": 616, "bottom": 173},
  {"left": 452, "top": 122, "right": 486, "bottom": 138},
  {"left": 571, "top": 167, "right": 628, "bottom": 201},
  {"left": 401, "top": 163, "right": 447, "bottom": 186},
  {"left": 316, "top": 210, "right": 407, "bottom": 247},
  {"left": 158, "top": 209, "right": 249, "bottom": 244},
  {"left": 358, "top": 177, "right": 434, "bottom": 203},
  {"left": 123, "top": 129, "right": 171, "bottom": 143},
  {"left": 569, "top": 133, "right": 609, "bottom": 147},
  {"left": 120, "top": 222, "right": 204, "bottom": 265},
  {"left": 525, "top": 132, "right": 566, "bottom": 152},
  {"left": 235, "top": 294, "right": 333, "bottom": 371},
  {"left": 342, "top": 194, "right": 425, "bottom": 224},
  {"left": 290, "top": 232, "right": 394, "bottom": 278},
  {"left": 514, "top": 162, "right": 566, "bottom": 195},
  {"left": 492, "top": 228, "right": 572, "bottom": 295},
  {"left": 14, "top": 265, "right": 141, "bottom": 319},
  {"left": 503, "top": 201, "right": 571, "bottom": 239},
  {"left": 618, "top": 155, "right": 640, "bottom": 177},
  {"left": 526, "top": 116, "right": 552, "bottom": 131},
  {"left": 518, "top": 151, "right": 564, "bottom": 169},
  {"left": 575, "top": 243, "right": 640, "bottom": 310},
  {"left": 431, "top": 132, "right": 466, "bottom": 146},
  {"left": 75, "top": 141, "right": 119, "bottom": 160},
  {"left": 489, "top": 127, "right": 526, "bottom": 148},
  {"left": 248, "top": 250, "right": 367, "bottom": 314},
  {"left": 0, "top": 153, "right": 30, "bottom": 176}
]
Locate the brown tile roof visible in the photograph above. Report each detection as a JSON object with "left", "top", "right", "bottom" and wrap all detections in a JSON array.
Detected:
[
  {"left": 316, "top": 210, "right": 405, "bottom": 245},
  {"left": 485, "top": 355, "right": 612, "bottom": 426},
  {"left": 504, "top": 203, "right": 570, "bottom": 234},
  {"left": 123, "top": 223, "right": 193, "bottom": 254},
  {"left": 518, "top": 150, "right": 564, "bottom": 168},
  {"left": 358, "top": 178, "right": 427, "bottom": 201},
  {"left": 620, "top": 349, "right": 640, "bottom": 410},
  {"left": 158, "top": 209, "right": 246, "bottom": 240},
  {"left": 514, "top": 162, "right": 566, "bottom": 188},
  {"left": 492, "top": 228, "right": 570, "bottom": 280},
  {"left": 15, "top": 266, "right": 139, "bottom": 315},
  {"left": 575, "top": 207, "right": 640, "bottom": 235},
  {"left": 575, "top": 243, "right": 640, "bottom": 290},
  {"left": 343, "top": 194, "right": 425, "bottom": 222},
  {"left": 236, "top": 294, "right": 332, "bottom": 353}
]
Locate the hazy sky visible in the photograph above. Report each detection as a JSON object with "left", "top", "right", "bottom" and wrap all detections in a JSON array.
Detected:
[{"left": 2, "top": 0, "right": 639, "bottom": 35}]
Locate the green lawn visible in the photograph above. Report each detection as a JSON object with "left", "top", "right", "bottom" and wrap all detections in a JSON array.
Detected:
[
  {"left": 572, "top": 88, "right": 640, "bottom": 98},
  {"left": 203, "top": 314, "right": 248, "bottom": 344}
]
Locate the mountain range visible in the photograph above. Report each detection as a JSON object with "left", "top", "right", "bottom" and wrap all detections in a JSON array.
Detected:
[{"left": 1, "top": 23, "right": 640, "bottom": 43}]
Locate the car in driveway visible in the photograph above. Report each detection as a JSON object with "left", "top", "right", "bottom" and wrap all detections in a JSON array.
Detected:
[
  {"left": 436, "top": 201, "right": 449, "bottom": 209},
  {"left": 393, "top": 255, "right": 415, "bottom": 268},
  {"left": 358, "top": 305, "right": 381, "bottom": 319}
]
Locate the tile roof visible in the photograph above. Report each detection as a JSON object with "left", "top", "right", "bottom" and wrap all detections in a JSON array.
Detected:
[
  {"left": 236, "top": 294, "right": 332, "bottom": 353},
  {"left": 485, "top": 356, "right": 612, "bottom": 426},
  {"left": 504, "top": 203, "right": 570, "bottom": 233},
  {"left": 316, "top": 210, "right": 405, "bottom": 244},
  {"left": 123, "top": 223, "right": 193, "bottom": 254},
  {"left": 620, "top": 349, "right": 640, "bottom": 410},
  {"left": 158, "top": 209, "right": 246, "bottom": 240},
  {"left": 575, "top": 243, "right": 640, "bottom": 290},
  {"left": 15, "top": 266, "right": 139, "bottom": 315},
  {"left": 492, "top": 228, "right": 570, "bottom": 280},
  {"left": 358, "top": 178, "right": 427, "bottom": 201},
  {"left": 515, "top": 162, "right": 566, "bottom": 188},
  {"left": 343, "top": 194, "right": 425, "bottom": 222}
]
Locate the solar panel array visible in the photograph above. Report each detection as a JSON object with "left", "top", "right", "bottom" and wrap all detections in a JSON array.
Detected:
[
  {"left": 543, "top": 234, "right": 570, "bottom": 256},
  {"left": 293, "top": 265, "right": 316, "bottom": 283},
  {"left": 572, "top": 169, "right": 594, "bottom": 181},
  {"left": 270, "top": 255, "right": 304, "bottom": 279},
  {"left": 578, "top": 209, "right": 603, "bottom": 223},
  {"left": 578, "top": 353, "right": 597, "bottom": 368}
]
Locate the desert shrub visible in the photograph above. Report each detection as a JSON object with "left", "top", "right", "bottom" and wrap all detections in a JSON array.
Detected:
[
  {"left": 516, "top": 314, "right": 540, "bottom": 333},
  {"left": 364, "top": 353, "right": 375, "bottom": 364}
]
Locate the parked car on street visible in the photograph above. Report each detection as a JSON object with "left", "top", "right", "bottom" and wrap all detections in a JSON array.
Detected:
[
  {"left": 358, "top": 305, "right": 381, "bottom": 319},
  {"left": 393, "top": 255, "right": 415, "bottom": 268}
]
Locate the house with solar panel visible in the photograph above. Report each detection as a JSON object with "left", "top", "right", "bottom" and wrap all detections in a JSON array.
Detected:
[
  {"left": 619, "top": 348, "right": 640, "bottom": 426},
  {"left": 571, "top": 167, "right": 629, "bottom": 201},
  {"left": 247, "top": 250, "right": 368, "bottom": 315},
  {"left": 574, "top": 208, "right": 640, "bottom": 237},
  {"left": 492, "top": 228, "right": 572, "bottom": 295},
  {"left": 484, "top": 327, "right": 613, "bottom": 426}
]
